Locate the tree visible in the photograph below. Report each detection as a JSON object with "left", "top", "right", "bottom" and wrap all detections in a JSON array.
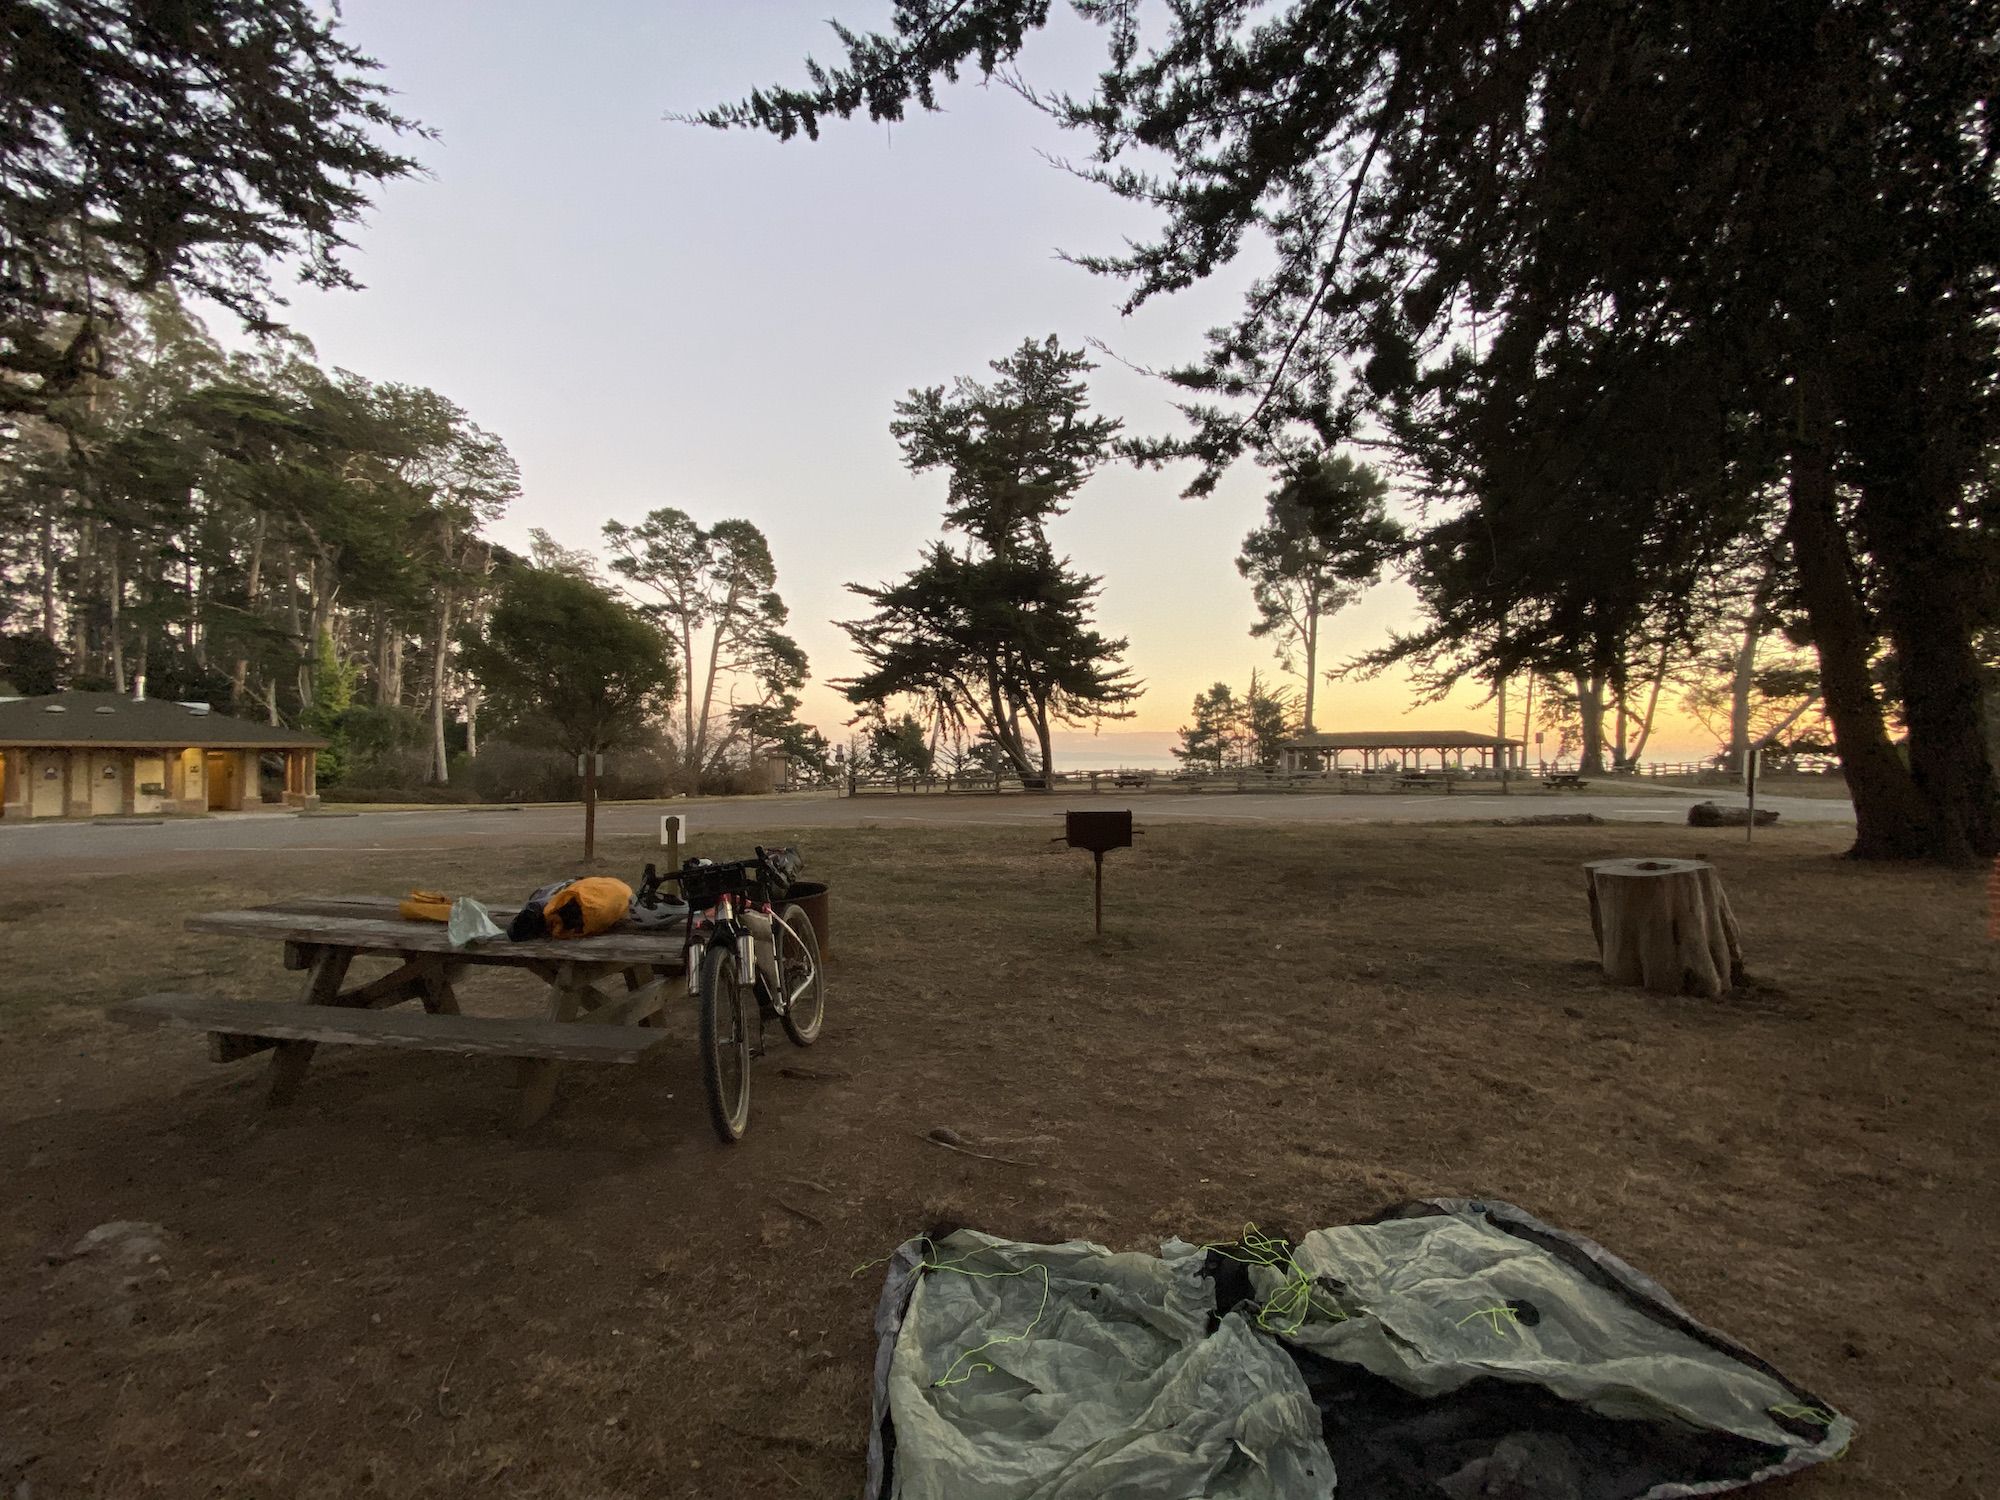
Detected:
[
  {"left": 0, "top": 632, "right": 63, "bottom": 694},
  {"left": 840, "top": 337, "right": 1140, "bottom": 779},
  {"left": 301, "top": 627, "right": 359, "bottom": 786},
  {"left": 0, "top": 0, "right": 423, "bottom": 419},
  {"left": 891, "top": 334, "right": 1122, "bottom": 554},
  {"left": 864, "top": 711, "right": 934, "bottom": 778},
  {"left": 526, "top": 528, "right": 601, "bottom": 580},
  {"left": 1173, "top": 683, "right": 1238, "bottom": 773},
  {"left": 1237, "top": 455, "right": 1399, "bottom": 732},
  {"left": 0, "top": 286, "right": 513, "bottom": 764},
  {"left": 604, "top": 508, "right": 803, "bottom": 782},
  {"left": 1174, "top": 673, "right": 1294, "bottom": 772},
  {"left": 460, "top": 567, "right": 677, "bottom": 858},
  {"left": 843, "top": 543, "right": 1138, "bottom": 780},
  {"left": 730, "top": 689, "right": 825, "bottom": 782},
  {"left": 1240, "top": 669, "right": 1295, "bottom": 772},
  {"left": 705, "top": 1, "right": 2000, "bottom": 862},
  {"left": 356, "top": 381, "right": 518, "bottom": 783}
]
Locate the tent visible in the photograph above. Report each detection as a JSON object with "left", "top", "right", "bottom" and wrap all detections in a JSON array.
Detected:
[{"left": 862, "top": 1198, "right": 1851, "bottom": 1499}]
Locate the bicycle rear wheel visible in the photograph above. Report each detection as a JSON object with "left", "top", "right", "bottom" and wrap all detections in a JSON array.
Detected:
[
  {"left": 698, "top": 942, "right": 752, "bottom": 1141},
  {"left": 775, "top": 904, "right": 825, "bottom": 1047}
]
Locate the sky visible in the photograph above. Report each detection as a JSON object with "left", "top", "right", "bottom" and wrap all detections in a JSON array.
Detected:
[{"left": 248, "top": 0, "right": 1716, "bottom": 766}]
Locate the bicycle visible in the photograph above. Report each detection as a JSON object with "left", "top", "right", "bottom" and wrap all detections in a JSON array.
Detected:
[{"left": 638, "top": 847, "right": 826, "bottom": 1142}]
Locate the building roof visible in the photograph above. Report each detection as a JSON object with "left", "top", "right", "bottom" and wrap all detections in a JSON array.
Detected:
[
  {"left": 0, "top": 692, "right": 326, "bottom": 749},
  {"left": 1279, "top": 729, "right": 1523, "bottom": 750}
]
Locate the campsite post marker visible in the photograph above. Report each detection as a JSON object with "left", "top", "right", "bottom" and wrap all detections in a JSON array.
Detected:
[{"left": 659, "top": 812, "right": 687, "bottom": 871}]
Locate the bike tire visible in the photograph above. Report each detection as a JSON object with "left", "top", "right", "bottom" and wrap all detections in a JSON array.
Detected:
[
  {"left": 776, "top": 903, "right": 826, "bottom": 1047},
  {"left": 697, "top": 942, "right": 752, "bottom": 1142}
]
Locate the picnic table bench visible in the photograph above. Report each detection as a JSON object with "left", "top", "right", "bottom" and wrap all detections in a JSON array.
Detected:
[
  {"left": 1544, "top": 773, "right": 1590, "bottom": 790},
  {"left": 112, "top": 895, "right": 691, "bottom": 1131},
  {"left": 1395, "top": 773, "right": 1454, "bottom": 791}
]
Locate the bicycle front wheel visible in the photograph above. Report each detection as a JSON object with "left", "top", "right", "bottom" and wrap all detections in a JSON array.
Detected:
[
  {"left": 775, "top": 903, "right": 825, "bottom": 1047},
  {"left": 697, "top": 942, "right": 752, "bottom": 1142}
]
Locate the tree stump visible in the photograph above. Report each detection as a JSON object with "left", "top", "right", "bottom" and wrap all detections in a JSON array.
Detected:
[{"left": 1584, "top": 858, "right": 1744, "bottom": 998}]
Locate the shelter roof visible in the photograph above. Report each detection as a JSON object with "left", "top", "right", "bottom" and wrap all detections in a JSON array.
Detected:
[{"left": 1279, "top": 729, "right": 1522, "bottom": 750}]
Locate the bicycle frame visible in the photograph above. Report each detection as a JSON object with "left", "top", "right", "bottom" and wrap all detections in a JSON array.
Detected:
[{"left": 682, "top": 892, "right": 817, "bottom": 1015}]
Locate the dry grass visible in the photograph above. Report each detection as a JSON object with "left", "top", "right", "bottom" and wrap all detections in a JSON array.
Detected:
[{"left": 0, "top": 819, "right": 1993, "bottom": 1498}]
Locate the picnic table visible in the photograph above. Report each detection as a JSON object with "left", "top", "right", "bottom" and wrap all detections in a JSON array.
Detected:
[
  {"left": 1544, "top": 773, "right": 1590, "bottom": 790},
  {"left": 113, "top": 895, "right": 691, "bottom": 1131},
  {"left": 1395, "top": 773, "right": 1454, "bottom": 791}
]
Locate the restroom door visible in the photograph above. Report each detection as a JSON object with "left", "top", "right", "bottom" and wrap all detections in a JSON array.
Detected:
[
  {"left": 89, "top": 753, "right": 124, "bottom": 815},
  {"left": 206, "top": 751, "right": 236, "bottom": 809},
  {"left": 30, "top": 752, "right": 66, "bottom": 817}
]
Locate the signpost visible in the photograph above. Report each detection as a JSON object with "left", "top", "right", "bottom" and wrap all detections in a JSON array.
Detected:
[
  {"left": 576, "top": 753, "right": 605, "bottom": 860},
  {"left": 1745, "top": 746, "right": 1760, "bottom": 844}
]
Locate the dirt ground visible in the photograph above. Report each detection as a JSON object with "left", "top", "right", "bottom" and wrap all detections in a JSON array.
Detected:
[{"left": 0, "top": 819, "right": 1993, "bottom": 1498}]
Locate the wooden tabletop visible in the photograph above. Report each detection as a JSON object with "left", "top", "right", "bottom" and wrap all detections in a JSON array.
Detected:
[{"left": 188, "top": 895, "right": 690, "bottom": 968}]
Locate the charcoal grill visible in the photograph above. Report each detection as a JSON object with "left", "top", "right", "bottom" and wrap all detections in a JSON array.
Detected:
[{"left": 1063, "top": 810, "right": 1134, "bottom": 934}]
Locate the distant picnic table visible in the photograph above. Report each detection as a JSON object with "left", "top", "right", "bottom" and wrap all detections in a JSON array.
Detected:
[
  {"left": 1544, "top": 773, "right": 1590, "bottom": 790},
  {"left": 113, "top": 896, "right": 690, "bottom": 1131},
  {"left": 1394, "top": 772, "right": 1454, "bottom": 791}
]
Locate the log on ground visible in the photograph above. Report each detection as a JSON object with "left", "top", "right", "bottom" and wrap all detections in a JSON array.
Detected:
[{"left": 1687, "top": 800, "right": 1779, "bottom": 828}]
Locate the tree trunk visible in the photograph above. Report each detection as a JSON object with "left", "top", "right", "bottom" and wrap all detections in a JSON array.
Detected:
[
  {"left": 678, "top": 616, "right": 697, "bottom": 778},
  {"left": 38, "top": 506, "right": 58, "bottom": 642},
  {"left": 233, "top": 513, "right": 267, "bottom": 710},
  {"left": 72, "top": 512, "right": 92, "bottom": 673},
  {"left": 183, "top": 520, "right": 199, "bottom": 659},
  {"left": 1857, "top": 478, "right": 1998, "bottom": 863},
  {"left": 465, "top": 686, "right": 481, "bottom": 758},
  {"left": 1611, "top": 658, "right": 1629, "bottom": 771},
  {"left": 376, "top": 624, "right": 405, "bottom": 707},
  {"left": 1726, "top": 584, "right": 1771, "bottom": 776},
  {"left": 189, "top": 540, "right": 207, "bottom": 668},
  {"left": 1783, "top": 374, "right": 1931, "bottom": 858},
  {"left": 1028, "top": 692, "right": 1055, "bottom": 780},
  {"left": 107, "top": 536, "right": 125, "bottom": 693},
  {"left": 1575, "top": 673, "right": 1607, "bottom": 774},
  {"left": 429, "top": 593, "right": 452, "bottom": 784},
  {"left": 982, "top": 672, "right": 1036, "bottom": 779},
  {"left": 285, "top": 548, "right": 309, "bottom": 710},
  {"left": 1302, "top": 597, "right": 1319, "bottom": 732},
  {"left": 582, "top": 750, "right": 598, "bottom": 861},
  {"left": 1625, "top": 646, "right": 1671, "bottom": 767},
  {"left": 1584, "top": 858, "right": 1744, "bottom": 999}
]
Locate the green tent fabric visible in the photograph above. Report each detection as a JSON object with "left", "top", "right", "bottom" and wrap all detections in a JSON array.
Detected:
[
  {"left": 862, "top": 1199, "right": 1851, "bottom": 1500},
  {"left": 879, "top": 1233, "right": 1332, "bottom": 1499}
]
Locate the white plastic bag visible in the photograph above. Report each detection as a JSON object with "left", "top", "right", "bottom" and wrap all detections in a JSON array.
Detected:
[{"left": 448, "top": 896, "right": 504, "bottom": 947}]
